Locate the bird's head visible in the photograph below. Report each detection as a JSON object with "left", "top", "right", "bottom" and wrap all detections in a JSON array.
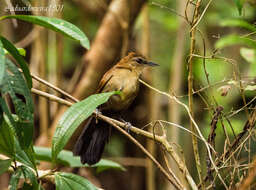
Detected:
[{"left": 118, "top": 52, "right": 159, "bottom": 73}]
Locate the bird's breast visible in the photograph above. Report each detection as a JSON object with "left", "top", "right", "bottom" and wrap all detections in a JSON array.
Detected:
[{"left": 102, "top": 70, "right": 140, "bottom": 111}]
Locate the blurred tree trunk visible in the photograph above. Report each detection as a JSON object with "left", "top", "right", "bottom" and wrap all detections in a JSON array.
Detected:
[
  {"left": 47, "top": 0, "right": 63, "bottom": 119},
  {"left": 141, "top": 4, "right": 157, "bottom": 190},
  {"left": 167, "top": 0, "right": 189, "bottom": 189},
  {"left": 32, "top": 0, "right": 49, "bottom": 147}
]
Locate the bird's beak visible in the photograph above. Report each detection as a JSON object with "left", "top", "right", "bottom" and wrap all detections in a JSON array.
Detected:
[{"left": 146, "top": 61, "right": 159, "bottom": 67}]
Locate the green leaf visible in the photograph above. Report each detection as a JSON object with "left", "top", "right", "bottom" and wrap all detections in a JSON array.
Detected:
[
  {"left": 20, "top": 165, "right": 39, "bottom": 189},
  {"left": 10, "top": 166, "right": 38, "bottom": 190},
  {"left": 0, "top": 114, "right": 36, "bottom": 169},
  {"left": 220, "top": 19, "right": 256, "bottom": 32},
  {"left": 95, "top": 159, "right": 126, "bottom": 173},
  {"left": 14, "top": 140, "right": 37, "bottom": 170},
  {"left": 21, "top": 182, "right": 34, "bottom": 190},
  {"left": 1, "top": 59, "right": 34, "bottom": 149},
  {"left": 55, "top": 172, "right": 98, "bottom": 190},
  {"left": 0, "top": 39, "right": 5, "bottom": 86},
  {"left": 215, "top": 35, "right": 256, "bottom": 49},
  {"left": 9, "top": 168, "right": 22, "bottom": 190},
  {"left": 34, "top": 146, "right": 125, "bottom": 172},
  {"left": 52, "top": 91, "right": 119, "bottom": 161},
  {"left": 0, "top": 36, "right": 32, "bottom": 89},
  {"left": 245, "top": 85, "right": 256, "bottom": 91},
  {"left": 0, "top": 15, "right": 90, "bottom": 49},
  {"left": 233, "top": 0, "right": 245, "bottom": 15},
  {"left": 0, "top": 115, "right": 15, "bottom": 158},
  {"left": 4, "top": 47, "right": 26, "bottom": 56},
  {"left": 0, "top": 159, "right": 11, "bottom": 175},
  {"left": 240, "top": 47, "right": 256, "bottom": 64}
]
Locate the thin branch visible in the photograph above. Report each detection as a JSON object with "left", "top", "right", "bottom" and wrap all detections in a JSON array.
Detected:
[
  {"left": 21, "top": 69, "right": 79, "bottom": 103},
  {"left": 189, "top": 0, "right": 213, "bottom": 32},
  {"left": 187, "top": 0, "right": 204, "bottom": 187},
  {"left": 31, "top": 88, "right": 72, "bottom": 107}
]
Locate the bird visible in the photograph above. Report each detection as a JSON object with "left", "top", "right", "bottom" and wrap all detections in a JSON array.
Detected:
[{"left": 73, "top": 52, "right": 158, "bottom": 165}]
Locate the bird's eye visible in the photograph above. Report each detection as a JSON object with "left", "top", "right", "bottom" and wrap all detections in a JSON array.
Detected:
[{"left": 135, "top": 58, "right": 143, "bottom": 64}]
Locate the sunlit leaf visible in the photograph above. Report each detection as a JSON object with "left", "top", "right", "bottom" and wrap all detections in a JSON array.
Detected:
[
  {"left": 215, "top": 35, "right": 256, "bottom": 49},
  {"left": 4, "top": 48, "right": 26, "bottom": 56},
  {"left": 245, "top": 85, "right": 256, "bottom": 91},
  {"left": 0, "top": 15, "right": 90, "bottom": 49},
  {"left": 240, "top": 47, "right": 256, "bottom": 64},
  {"left": 221, "top": 19, "right": 256, "bottom": 31}
]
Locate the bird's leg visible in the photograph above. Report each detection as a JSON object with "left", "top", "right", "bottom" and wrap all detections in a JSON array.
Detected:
[
  {"left": 119, "top": 118, "right": 132, "bottom": 133},
  {"left": 94, "top": 108, "right": 102, "bottom": 124}
]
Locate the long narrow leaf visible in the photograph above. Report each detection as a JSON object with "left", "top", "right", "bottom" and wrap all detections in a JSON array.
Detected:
[
  {"left": 215, "top": 35, "right": 256, "bottom": 49},
  {"left": 52, "top": 91, "right": 119, "bottom": 161},
  {"left": 220, "top": 19, "right": 256, "bottom": 32},
  {"left": 0, "top": 15, "right": 90, "bottom": 49},
  {"left": 0, "top": 36, "right": 32, "bottom": 88}
]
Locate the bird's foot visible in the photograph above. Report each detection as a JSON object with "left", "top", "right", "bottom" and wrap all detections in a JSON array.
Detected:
[
  {"left": 94, "top": 108, "right": 102, "bottom": 123},
  {"left": 120, "top": 119, "right": 132, "bottom": 133}
]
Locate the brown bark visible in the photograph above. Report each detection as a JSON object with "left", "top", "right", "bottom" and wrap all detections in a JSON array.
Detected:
[{"left": 36, "top": 0, "right": 146, "bottom": 146}]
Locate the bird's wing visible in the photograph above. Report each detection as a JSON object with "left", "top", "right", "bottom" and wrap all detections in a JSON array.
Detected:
[{"left": 96, "top": 71, "right": 114, "bottom": 93}]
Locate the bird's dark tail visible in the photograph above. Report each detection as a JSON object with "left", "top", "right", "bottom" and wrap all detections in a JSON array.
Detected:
[{"left": 73, "top": 116, "right": 110, "bottom": 165}]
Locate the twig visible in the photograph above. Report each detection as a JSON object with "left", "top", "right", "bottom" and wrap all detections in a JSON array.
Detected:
[
  {"left": 189, "top": 0, "right": 213, "bottom": 32},
  {"left": 200, "top": 109, "right": 256, "bottom": 187},
  {"left": 31, "top": 73, "right": 79, "bottom": 103},
  {"left": 207, "top": 106, "right": 224, "bottom": 188},
  {"left": 238, "top": 157, "right": 256, "bottom": 190},
  {"left": 18, "top": 68, "right": 79, "bottom": 103},
  {"left": 187, "top": 0, "right": 204, "bottom": 187},
  {"left": 151, "top": 1, "right": 188, "bottom": 22},
  {"left": 31, "top": 88, "right": 72, "bottom": 107},
  {"left": 15, "top": 27, "right": 41, "bottom": 48}
]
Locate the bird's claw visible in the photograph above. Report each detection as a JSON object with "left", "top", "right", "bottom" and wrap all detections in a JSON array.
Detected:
[
  {"left": 95, "top": 108, "right": 102, "bottom": 123},
  {"left": 123, "top": 121, "right": 132, "bottom": 133}
]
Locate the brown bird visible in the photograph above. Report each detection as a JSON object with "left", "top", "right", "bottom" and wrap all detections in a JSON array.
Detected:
[{"left": 73, "top": 52, "right": 158, "bottom": 165}]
